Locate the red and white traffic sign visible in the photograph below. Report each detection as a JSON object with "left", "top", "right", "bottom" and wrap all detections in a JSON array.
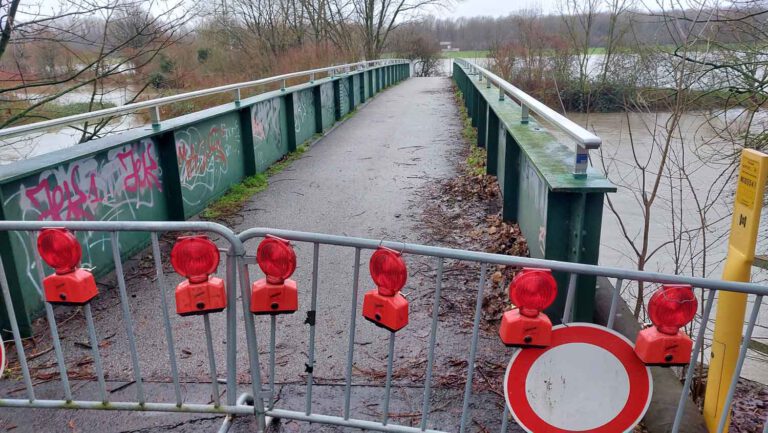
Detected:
[{"left": 504, "top": 323, "right": 652, "bottom": 433}]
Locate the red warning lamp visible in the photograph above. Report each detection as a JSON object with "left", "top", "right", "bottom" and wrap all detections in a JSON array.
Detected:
[
  {"left": 499, "top": 268, "right": 557, "bottom": 347},
  {"left": 635, "top": 284, "right": 697, "bottom": 366},
  {"left": 362, "top": 247, "right": 409, "bottom": 332},
  {"left": 37, "top": 228, "right": 98, "bottom": 305},
  {"left": 171, "top": 235, "right": 226, "bottom": 316},
  {"left": 250, "top": 236, "right": 298, "bottom": 315}
]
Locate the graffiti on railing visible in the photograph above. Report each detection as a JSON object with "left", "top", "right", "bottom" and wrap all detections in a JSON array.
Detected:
[
  {"left": 1, "top": 138, "right": 166, "bottom": 295},
  {"left": 251, "top": 98, "right": 286, "bottom": 173},
  {"left": 294, "top": 89, "right": 315, "bottom": 145},
  {"left": 352, "top": 74, "right": 361, "bottom": 106},
  {"left": 320, "top": 82, "right": 334, "bottom": 130},
  {"left": 174, "top": 114, "right": 242, "bottom": 211},
  {"left": 339, "top": 78, "right": 350, "bottom": 116},
  {"left": 5, "top": 139, "right": 163, "bottom": 222},
  {"left": 294, "top": 89, "right": 312, "bottom": 133}
]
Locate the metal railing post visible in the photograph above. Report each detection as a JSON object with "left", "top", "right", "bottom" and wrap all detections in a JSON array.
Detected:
[
  {"left": 521, "top": 104, "right": 529, "bottom": 124},
  {"left": 574, "top": 144, "right": 589, "bottom": 178},
  {"left": 149, "top": 106, "right": 161, "bottom": 129},
  {"left": 233, "top": 88, "right": 241, "bottom": 106}
]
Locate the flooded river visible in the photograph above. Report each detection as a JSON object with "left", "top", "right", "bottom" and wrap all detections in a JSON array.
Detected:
[
  {"left": 0, "top": 87, "right": 144, "bottom": 164},
  {"left": 565, "top": 111, "right": 768, "bottom": 383}
]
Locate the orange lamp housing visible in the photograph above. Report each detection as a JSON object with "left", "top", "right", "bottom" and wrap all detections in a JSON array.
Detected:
[
  {"left": 362, "top": 247, "right": 409, "bottom": 332},
  {"left": 499, "top": 268, "right": 558, "bottom": 348},
  {"left": 250, "top": 236, "right": 298, "bottom": 315},
  {"left": 171, "top": 235, "right": 226, "bottom": 316},
  {"left": 635, "top": 284, "right": 697, "bottom": 366},
  {"left": 37, "top": 228, "right": 98, "bottom": 305}
]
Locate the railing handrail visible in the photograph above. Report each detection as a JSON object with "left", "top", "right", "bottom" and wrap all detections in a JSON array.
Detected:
[
  {"left": 455, "top": 58, "right": 601, "bottom": 177},
  {"left": 0, "top": 58, "right": 409, "bottom": 141},
  {"left": 0, "top": 219, "right": 762, "bottom": 295},
  {"left": 234, "top": 226, "right": 766, "bottom": 296}
]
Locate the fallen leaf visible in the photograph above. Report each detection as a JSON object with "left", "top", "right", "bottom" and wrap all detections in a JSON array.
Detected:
[{"left": 491, "top": 271, "right": 503, "bottom": 284}]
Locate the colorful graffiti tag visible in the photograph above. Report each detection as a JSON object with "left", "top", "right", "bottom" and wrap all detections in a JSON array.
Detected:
[
  {"left": 7, "top": 139, "right": 163, "bottom": 222},
  {"left": 174, "top": 114, "right": 243, "bottom": 214},
  {"left": 251, "top": 98, "right": 286, "bottom": 173},
  {"left": 1, "top": 138, "right": 167, "bottom": 297}
]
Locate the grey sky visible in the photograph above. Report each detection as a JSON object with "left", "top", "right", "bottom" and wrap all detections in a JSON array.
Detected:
[
  {"left": 25, "top": 0, "right": 565, "bottom": 21},
  {"left": 435, "top": 0, "right": 562, "bottom": 18}
]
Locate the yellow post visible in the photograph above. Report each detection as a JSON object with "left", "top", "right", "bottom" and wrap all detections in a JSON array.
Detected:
[{"left": 703, "top": 149, "right": 768, "bottom": 432}]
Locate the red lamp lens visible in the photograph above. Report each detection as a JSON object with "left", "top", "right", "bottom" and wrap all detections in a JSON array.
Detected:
[
  {"left": 37, "top": 228, "right": 82, "bottom": 274},
  {"left": 648, "top": 285, "right": 697, "bottom": 334},
  {"left": 256, "top": 236, "right": 297, "bottom": 282},
  {"left": 370, "top": 247, "right": 407, "bottom": 296},
  {"left": 171, "top": 235, "right": 220, "bottom": 283},
  {"left": 509, "top": 268, "right": 557, "bottom": 317}
]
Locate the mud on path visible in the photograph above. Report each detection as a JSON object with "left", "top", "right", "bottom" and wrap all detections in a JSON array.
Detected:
[{"left": 0, "top": 77, "right": 527, "bottom": 432}]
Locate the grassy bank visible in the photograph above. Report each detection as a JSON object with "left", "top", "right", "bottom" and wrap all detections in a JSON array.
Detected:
[
  {"left": 442, "top": 50, "right": 490, "bottom": 59},
  {"left": 1, "top": 100, "right": 117, "bottom": 127},
  {"left": 453, "top": 85, "right": 486, "bottom": 175},
  {"left": 202, "top": 144, "right": 309, "bottom": 220}
]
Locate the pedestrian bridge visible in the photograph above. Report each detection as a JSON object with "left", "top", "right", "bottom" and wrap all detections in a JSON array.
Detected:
[{"left": 0, "top": 59, "right": 764, "bottom": 433}]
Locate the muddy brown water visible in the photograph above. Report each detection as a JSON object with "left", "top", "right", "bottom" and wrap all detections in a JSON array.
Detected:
[{"left": 558, "top": 111, "right": 768, "bottom": 384}]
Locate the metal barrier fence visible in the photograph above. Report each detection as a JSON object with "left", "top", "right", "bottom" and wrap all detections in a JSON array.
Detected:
[{"left": 0, "top": 221, "right": 766, "bottom": 433}]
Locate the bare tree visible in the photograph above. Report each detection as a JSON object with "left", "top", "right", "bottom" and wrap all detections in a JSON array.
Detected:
[
  {"left": 597, "top": 0, "right": 741, "bottom": 317},
  {"left": 391, "top": 21, "right": 440, "bottom": 76},
  {"left": 0, "top": 0, "right": 196, "bottom": 142},
  {"left": 326, "top": 0, "right": 449, "bottom": 59}
]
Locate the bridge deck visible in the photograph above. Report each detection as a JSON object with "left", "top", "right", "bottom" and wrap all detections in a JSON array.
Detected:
[{"left": 0, "top": 78, "right": 518, "bottom": 432}]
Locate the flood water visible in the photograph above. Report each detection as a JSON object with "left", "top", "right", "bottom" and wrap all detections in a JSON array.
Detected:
[
  {"left": 0, "top": 86, "right": 144, "bottom": 165},
  {"left": 564, "top": 110, "right": 768, "bottom": 383},
  {"left": 439, "top": 52, "right": 768, "bottom": 382}
]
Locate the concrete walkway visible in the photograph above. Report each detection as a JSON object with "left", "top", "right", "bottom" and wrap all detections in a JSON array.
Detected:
[{"left": 0, "top": 77, "right": 514, "bottom": 432}]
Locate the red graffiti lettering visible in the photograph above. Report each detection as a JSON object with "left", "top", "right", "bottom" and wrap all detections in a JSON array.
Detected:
[
  {"left": 252, "top": 119, "right": 266, "bottom": 140},
  {"left": 21, "top": 141, "right": 161, "bottom": 221},
  {"left": 177, "top": 127, "right": 228, "bottom": 181},
  {"left": 24, "top": 167, "right": 97, "bottom": 221},
  {"left": 118, "top": 142, "right": 162, "bottom": 193}
]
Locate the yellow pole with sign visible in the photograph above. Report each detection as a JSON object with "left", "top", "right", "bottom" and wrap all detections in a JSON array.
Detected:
[{"left": 703, "top": 149, "right": 768, "bottom": 432}]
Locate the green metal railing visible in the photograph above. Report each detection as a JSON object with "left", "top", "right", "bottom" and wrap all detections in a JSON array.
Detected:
[
  {"left": 0, "top": 59, "right": 411, "bottom": 335},
  {"left": 453, "top": 58, "right": 616, "bottom": 322}
]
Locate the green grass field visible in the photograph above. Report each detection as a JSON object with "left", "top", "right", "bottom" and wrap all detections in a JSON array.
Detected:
[{"left": 441, "top": 50, "right": 490, "bottom": 58}]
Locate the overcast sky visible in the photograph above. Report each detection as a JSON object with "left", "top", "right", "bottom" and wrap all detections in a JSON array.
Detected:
[{"left": 435, "top": 0, "right": 562, "bottom": 18}]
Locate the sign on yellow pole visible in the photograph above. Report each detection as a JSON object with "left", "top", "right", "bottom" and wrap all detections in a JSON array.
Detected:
[{"left": 703, "top": 149, "right": 768, "bottom": 432}]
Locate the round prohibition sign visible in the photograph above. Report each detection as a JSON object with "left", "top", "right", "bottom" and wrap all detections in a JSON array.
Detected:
[{"left": 504, "top": 323, "right": 652, "bottom": 433}]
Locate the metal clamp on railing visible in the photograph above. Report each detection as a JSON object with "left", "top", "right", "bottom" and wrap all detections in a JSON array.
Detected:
[
  {"left": 0, "top": 59, "right": 409, "bottom": 141},
  {"left": 458, "top": 59, "right": 601, "bottom": 178}
]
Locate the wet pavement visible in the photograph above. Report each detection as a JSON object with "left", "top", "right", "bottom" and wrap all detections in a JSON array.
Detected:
[{"left": 0, "top": 78, "right": 516, "bottom": 432}]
